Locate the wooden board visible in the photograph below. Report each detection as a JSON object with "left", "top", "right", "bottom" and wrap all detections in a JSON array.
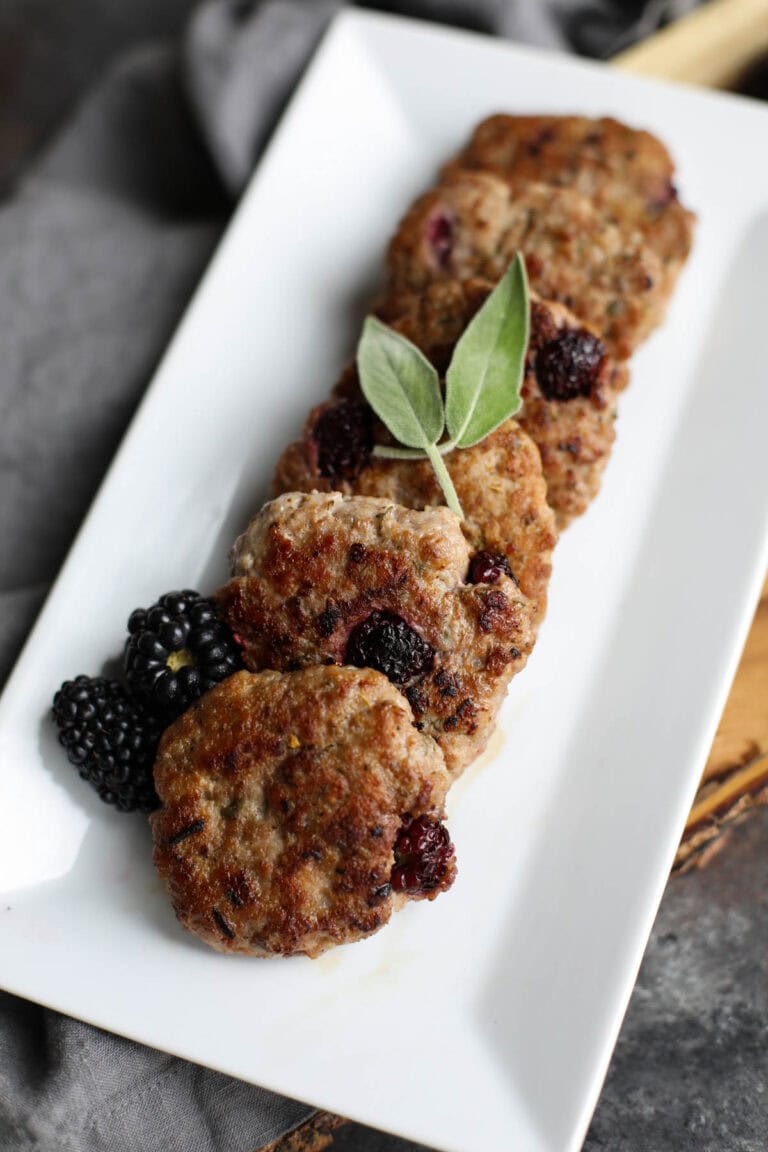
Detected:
[
  {"left": 673, "top": 574, "right": 768, "bottom": 871},
  {"left": 705, "top": 575, "right": 768, "bottom": 778}
]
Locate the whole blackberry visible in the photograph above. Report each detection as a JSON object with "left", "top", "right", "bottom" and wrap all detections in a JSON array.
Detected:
[
  {"left": 311, "top": 399, "right": 374, "bottom": 481},
  {"left": 535, "top": 329, "right": 604, "bottom": 402},
  {"left": 52, "top": 676, "right": 161, "bottom": 812},
  {"left": 391, "top": 815, "right": 455, "bottom": 896},
  {"left": 124, "top": 590, "right": 242, "bottom": 718},
  {"left": 345, "top": 610, "right": 434, "bottom": 686}
]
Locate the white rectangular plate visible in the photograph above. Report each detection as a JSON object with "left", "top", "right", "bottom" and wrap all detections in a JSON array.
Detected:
[{"left": 2, "top": 12, "right": 768, "bottom": 1152}]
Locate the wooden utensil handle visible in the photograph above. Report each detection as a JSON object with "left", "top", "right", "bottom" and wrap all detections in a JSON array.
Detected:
[{"left": 613, "top": 0, "right": 768, "bottom": 87}]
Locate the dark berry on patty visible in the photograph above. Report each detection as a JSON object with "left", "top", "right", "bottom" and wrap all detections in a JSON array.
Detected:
[
  {"left": 535, "top": 329, "right": 604, "bottom": 402},
  {"left": 425, "top": 211, "right": 454, "bottom": 267},
  {"left": 345, "top": 611, "right": 434, "bottom": 686},
  {"left": 312, "top": 399, "right": 374, "bottom": 481},
  {"left": 124, "top": 590, "right": 242, "bottom": 719},
  {"left": 391, "top": 815, "right": 455, "bottom": 895},
  {"left": 468, "top": 550, "right": 515, "bottom": 586},
  {"left": 52, "top": 676, "right": 161, "bottom": 812},
  {"left": 648, "top": 177, "right": 679, "bottom": 212}
]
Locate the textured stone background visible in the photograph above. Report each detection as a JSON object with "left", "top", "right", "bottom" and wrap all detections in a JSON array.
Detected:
[{"left": 586, "top": 810, "right": 768, "bottom": 1151}]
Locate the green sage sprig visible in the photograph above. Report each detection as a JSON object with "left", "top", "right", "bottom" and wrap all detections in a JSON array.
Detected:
[{"left": 356, "top": 255, "right": 529, "bottom": 520}]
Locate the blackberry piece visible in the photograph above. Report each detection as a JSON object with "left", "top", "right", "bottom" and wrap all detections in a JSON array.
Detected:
[
  {"left": 425, "top": 211, "right": 454, "bottom": 266},
  {"left": 391, "top": 815, "right": 455, "bottom": 895},
  {"left": 124, "top": 590, "right": 242, "bottom": 718},
  {"left": 311, "top": 399, "right": 374, "bottom": 481},
  {"left": 345, "top": 610, "right": 434, "bottom": 686},
  {"left": 52, "top": 676, "right": 161, "bottom": 812},
  {"left": 535, "top": 329, "right": 604, "bottom": 402},
  {"left": 468, "top": 550, "right": 515, "bottom": 586}
]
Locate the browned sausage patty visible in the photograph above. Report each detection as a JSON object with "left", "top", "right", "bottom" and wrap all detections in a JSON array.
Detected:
[
  {"left": 152, "top": 666, "right": 454, "bottom": 957},
  {"left": 384, "top": 170, "right": 666, "bottom": 359},
  {"left": 215, "top": 493, "right": 535, "bottom": 777},
  {"left": 442, "top": 114, "right": 694, "bottom": 287},
  {"left": 273, "top": 397, "right": 555, "bottom": 624},
  {"left": 376, "top": 279, "right": 628, "bottom": 527}
]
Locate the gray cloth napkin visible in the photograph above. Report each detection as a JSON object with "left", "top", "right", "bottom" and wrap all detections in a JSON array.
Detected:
[{"left": 0, "top": 2, "right": 701, "bottom": 1150}]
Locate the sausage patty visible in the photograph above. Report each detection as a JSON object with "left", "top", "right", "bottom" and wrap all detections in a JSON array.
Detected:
[
  {"left": 384, "top": 170, "right": 666, "bottom": 359},
  {"left": 273, "top": 399, "right": 556, "bottom": 623},
  {"left": 152, "top": 666, "right": 454, "bottom": 957},
  {"left": 215, "top": 492, "right": 535, "bottom": 777},
  {"left": 442, "top": 114, "right": 694, "bottom": 289}
]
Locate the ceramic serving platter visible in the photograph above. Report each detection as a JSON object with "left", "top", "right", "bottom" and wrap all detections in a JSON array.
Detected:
[{"left": 1, "top": 12, "right": 768, "bottom": 1152}]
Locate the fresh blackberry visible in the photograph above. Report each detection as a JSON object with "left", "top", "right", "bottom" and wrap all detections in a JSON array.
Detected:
[
  {"left": 124, "top": 590, "right": 242, "bottom": 718},
  {"left": 52, "top": 676, "right": 161, "bottom": 812}
]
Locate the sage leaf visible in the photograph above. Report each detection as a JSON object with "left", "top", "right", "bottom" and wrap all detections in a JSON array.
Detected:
[
  {"left": 357, "top": 317, "right": 444, "bottom": 451},
  {"left": 444, "top": 253, "right": 529, "bottom": 449},
  {"left": 372, "top": 444, "right": 430, "bottom": 460}
]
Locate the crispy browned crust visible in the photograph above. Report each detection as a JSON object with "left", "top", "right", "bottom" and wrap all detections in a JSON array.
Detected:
[
  {"left": 442, "top": 114, "right": 695, "bottom": 283},
  {"left": 272, "top": 417, "right": 554, "bottom": 627},
  {"left": 152, "top": 666, "right": 453, "bottom": 957},
  {"left": 385, "top": 170, "right": 667, "bottom": 359},
  {"left": 215, "top": 493, "right": 535, "bottom": 777},
  {"left": 377, "top": 278, "right": 628, "bottom": 527}
]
